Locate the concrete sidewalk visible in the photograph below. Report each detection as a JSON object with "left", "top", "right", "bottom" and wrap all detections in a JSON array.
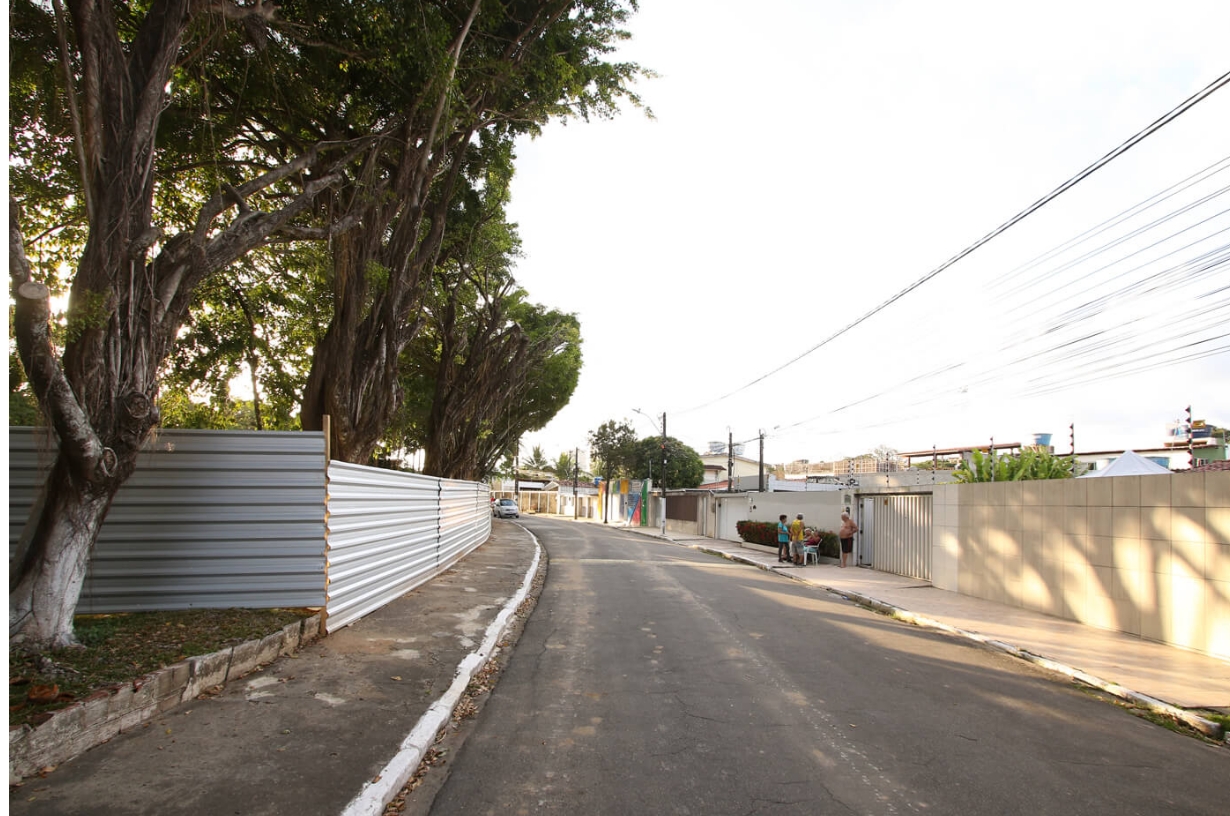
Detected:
[
  {"left": 10, "top": 524, "right": 543, "bottom": 816},
  {"left": 646, "top": 528, "right": 1230, "bottom": 739}
]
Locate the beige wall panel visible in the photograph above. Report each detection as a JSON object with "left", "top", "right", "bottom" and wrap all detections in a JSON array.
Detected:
[
  {"left": 1140, "top": 474, "right": 1171, "bottom": 507},
  {"left": 1172, "top": 473, "right": 1205, "bottom": 508},
  {"left": 1112, "top": 507, "right": 1141, "bottom": 539},
  {"left": 1086, "top": 477, "right": 1113, "bottom": 507},
  {"left": 1113, "top": 537, "right": 1143, "bottom": 573},
  {"left": 1169, "top": 573, "right": 1206, "bottom": 652},
  {"left": 1141, "top": 506, "right": 1171, "bottom": 543},
  {"left": 1113, "top": 475, "right": 1141, "bottom": 507},
  {"left": 1208, "top": 580, "right": 1230, "bottom": 659},
  {"left": 1206, "top": 507, "right": 1230, "bottom": 546},
  {"left": 1171, "top": 507, "right": 1206, "bottom": 543},
  {"left": 1206, "top": 472, "right": 1230, "bottom": 508}
]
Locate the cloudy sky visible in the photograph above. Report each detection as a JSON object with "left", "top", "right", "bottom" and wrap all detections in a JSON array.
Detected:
[{"left": 509, "top": 0, "right": 1230, "bottom": 466}]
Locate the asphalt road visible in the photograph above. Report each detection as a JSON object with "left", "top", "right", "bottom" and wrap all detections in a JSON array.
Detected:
[{"left": 420, "top": 517, "right": 1227, "bottom": 815}]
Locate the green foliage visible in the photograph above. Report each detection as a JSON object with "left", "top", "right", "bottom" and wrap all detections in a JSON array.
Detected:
[
  {"left": 163, "top": 245, "right": 329, "bottom": 432},
  {"left": 588, "top": 420, "right": 638, "bottom": 484},
  {"left": 735, "top": 522, "right": 839, "bottom": 557},
  {"left": 953, "top": 448, "right": 1076, "bottom": 483},
  {"left": 524, "top": 445, "right": 549, "bottom": 471},
  {"left": 63, "top": 291, "right": 112, "bottom": 344},
  {"left": 810, "top": 530, "right": 841, "bottom": 558},
  {"left": 630, "top": 437, "right": 704, "bottom": 489},
  {"left": 552, "top": 451, "right": 575, "bottom": 478},
  {"left": 735, "top": 521, "right": 779, "bottom": 547},
  {"left": 156, "top": 387, "right": 281, "bottom": 431},
  {"left": 9, "top": 390, "right": 43, "bottom": 426},
  {"left": 10, "top": 609, "right": 308, "bottom": 728}
]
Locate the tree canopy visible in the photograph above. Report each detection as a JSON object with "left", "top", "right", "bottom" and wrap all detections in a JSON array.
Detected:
[
  {"left": 8, "top": 0, "right": 645, "bottom": 649},
  {"left": 630, "top": 437, "right": 704, "bottom": 489},
  {"left": 588, "top": 419, "right": 638, "bottom": 485}
]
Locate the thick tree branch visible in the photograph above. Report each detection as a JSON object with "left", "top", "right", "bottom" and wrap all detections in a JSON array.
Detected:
[{"left": 9, "top": 201, "right": 106, "bottom": 479}]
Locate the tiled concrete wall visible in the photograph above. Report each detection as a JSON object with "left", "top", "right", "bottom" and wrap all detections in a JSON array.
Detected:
[{"left": 931, "top": 473, "right": 1230, "bottom": 659}]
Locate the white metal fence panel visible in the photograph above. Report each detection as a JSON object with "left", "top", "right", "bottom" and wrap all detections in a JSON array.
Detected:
[
  {"left": 324, "top": 463, "right": 491, "bottom": 632},
  {"left": 869, "top": 493, "right": 932, "bottom": 581},
  {"left": 8, "top": 427, "right": 328, "bottom": 612},
  {"left": 440, "top": 478, "right": 492, "bottom": 562}
]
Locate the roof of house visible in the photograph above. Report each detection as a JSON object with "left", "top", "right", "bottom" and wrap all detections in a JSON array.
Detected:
[
  {"left": 1077, "top": 450, "right": 1171, "bottom": 478},
  {"left": 1190, "top": 459, "right": 1230, "bottom": 472}
]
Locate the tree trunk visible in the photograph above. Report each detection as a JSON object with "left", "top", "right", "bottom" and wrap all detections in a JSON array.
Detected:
[
  {"left": 9, "top": 458, "right": 116, "bottom": 648},
  {"left": 9, "top": 1, "right": 342, "bottom": 648}
]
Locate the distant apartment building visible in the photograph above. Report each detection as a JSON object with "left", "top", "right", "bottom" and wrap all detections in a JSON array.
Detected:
[{"left": 782, "top": 455, "right": 903, "bottom": 479}]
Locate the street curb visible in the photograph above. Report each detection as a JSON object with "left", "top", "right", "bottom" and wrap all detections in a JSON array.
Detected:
[
  {"left": 9, "top": 613, "right": 324, "bottom": 781},
  {"left": 339, "top": 528, "right": 544, "bottom": 816},
  {"left": 684, "top": 542, "right": 1225, "bottom": 744}
]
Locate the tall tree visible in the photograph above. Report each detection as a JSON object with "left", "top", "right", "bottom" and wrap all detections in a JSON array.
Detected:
[
  {"left": 631, "top": 437, "right": 704, "bottom": 489},
  {"left": 552, "top": 451, "right": 575, "bottom": 478},
  {"left": 588, "top": 420, "right": 637, "bottom": 486},
  {"left": 9, "top": 0, "right": 643, "bottom": 647},
  {"left": 290, "top": 0, "right": 644, "bottom": 462},
  {"left": 8, "top": 0, "right": 373, "bottom": 648},
  {"left": 524, "top": 445, "right": 549, "bottom": 471}
]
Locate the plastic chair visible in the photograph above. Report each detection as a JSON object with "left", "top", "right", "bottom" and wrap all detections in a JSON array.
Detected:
[{"left": 802, "top": 545, "right": 818, "bottom": 565}]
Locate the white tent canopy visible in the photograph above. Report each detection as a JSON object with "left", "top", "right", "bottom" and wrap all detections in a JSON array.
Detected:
[{"left": 1077, "top": 450, "right": 1171, "bottom": 478}]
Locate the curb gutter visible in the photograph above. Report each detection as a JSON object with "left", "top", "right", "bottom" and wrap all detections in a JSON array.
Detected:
[{"left": 338, "top": 529, "right": 544, "bottom": 816}]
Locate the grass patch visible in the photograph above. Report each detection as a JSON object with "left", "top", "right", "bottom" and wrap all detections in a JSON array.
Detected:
[{"left": 10, "top": 608, "right": 313, "bottom": 729}]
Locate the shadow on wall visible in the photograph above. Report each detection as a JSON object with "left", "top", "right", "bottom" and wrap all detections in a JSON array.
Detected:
[{"left": 935, "top": 472, "right": 1229, "bottom": 660}]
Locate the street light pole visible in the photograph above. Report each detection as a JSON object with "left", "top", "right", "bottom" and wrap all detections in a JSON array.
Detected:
[{"left": 661, "top": 412, "right": 667, "bottom": 537}]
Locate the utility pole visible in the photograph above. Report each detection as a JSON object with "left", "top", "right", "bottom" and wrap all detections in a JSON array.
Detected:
[
  {"left": 1186, "top": 405, "right": 1194, "bottom": 469},
  {"left": 989, "top": 436, "right": 994, "bottom": 482},
  {"left": 727, "top": 429, "right": 734, "bottom": 493},
  {"left": 659, "top": 416, "right": 669, "bottom": 536},
  {"left": 758, "top": 430, "right": 765, "bottom": 492},
  {"left": 573, "top": 447, "right": 579, "bottom": 520}
]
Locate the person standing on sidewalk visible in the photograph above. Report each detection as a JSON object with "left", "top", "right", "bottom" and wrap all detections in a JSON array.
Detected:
[
  {"left": 838, "top": 511, "right": 858, "bottom": 568},
  {"left": 777, "top": 515, "right": 790, "bottom": 563},
  {"left": 789, "top": 514, "right": 805, "bottom": 565}
]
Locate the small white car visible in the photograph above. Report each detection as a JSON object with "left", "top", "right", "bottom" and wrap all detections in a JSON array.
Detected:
[{"left": 492, "top": 498, "right": 520, "bottom": 519}]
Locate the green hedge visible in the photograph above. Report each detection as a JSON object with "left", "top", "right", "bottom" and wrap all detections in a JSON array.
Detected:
[{"left": 735, "top": 521, "right": 840, "bottom": 558}]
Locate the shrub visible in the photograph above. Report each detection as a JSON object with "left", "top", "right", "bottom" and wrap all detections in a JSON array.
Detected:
[
  {"left": 811, "top": 530, "right": 840, "bottom": 558},
  {"left": 736, "top": 521, "right": 840, "bottom": 558},
  {"left": 735, "top": 520, "right": 779, "bottom": 546}
]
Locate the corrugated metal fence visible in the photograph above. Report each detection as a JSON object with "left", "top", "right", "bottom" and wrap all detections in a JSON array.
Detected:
[
  {"left": 9, "top": 428, "right": 492, "bottom": 629},
  {"left": 324, "top": 463, "right": 491, "bottom": 631},
  {"left": 867, "top": 493, "right": 933, "bottom": 581},
  {"left": 8, "top": 428, "right": 329, "bottom": 613}
]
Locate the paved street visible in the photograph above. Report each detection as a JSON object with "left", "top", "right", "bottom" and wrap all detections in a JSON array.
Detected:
[{"left": 420, "top": 517, "right": 1227, "bottom": 815}]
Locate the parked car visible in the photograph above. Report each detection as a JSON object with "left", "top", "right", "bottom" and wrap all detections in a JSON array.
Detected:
[{"left": 493, "top": 498, "right": 520, "bottom": 519}]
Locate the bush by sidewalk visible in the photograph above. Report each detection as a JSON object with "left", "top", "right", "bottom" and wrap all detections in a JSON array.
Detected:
[{"left": 735, "top": 521, "right": 839, "bottom": 557}]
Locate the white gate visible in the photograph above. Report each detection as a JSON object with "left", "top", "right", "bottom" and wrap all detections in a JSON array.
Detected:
[
  {"left": 715, "top": 494, "right": 745, "bottom": 541},
  {"left": 858, "top": 496, "right": 875, "bottom": 567},
  {"left": 863, "top": 493, "right": 932, "bottom": 581}
]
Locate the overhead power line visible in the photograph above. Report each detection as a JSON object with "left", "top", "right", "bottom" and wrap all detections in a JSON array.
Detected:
[{"left": 677, "top": 67, "right": 1230, "bottom": 415}]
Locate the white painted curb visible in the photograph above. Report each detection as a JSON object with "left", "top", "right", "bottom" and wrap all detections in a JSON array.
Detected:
[{"left": 340, "top": 529, "right": 543, "bottom": 816}]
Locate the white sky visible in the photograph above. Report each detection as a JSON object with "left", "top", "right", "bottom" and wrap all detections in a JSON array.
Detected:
[{"left": 510, "top": 0, "right": 1230, "bottom": 466}]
